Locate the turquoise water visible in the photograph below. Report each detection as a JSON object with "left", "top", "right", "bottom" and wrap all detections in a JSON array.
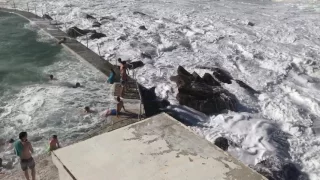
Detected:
[
  {"left": 0, "top": 12, "right": 113, "bottom": 171},
  {"left": 0, "top": 12, "right": 61, "bottom": 100}
]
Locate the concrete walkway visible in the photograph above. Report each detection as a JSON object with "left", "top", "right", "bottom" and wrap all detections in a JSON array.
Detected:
[{"left": 52, "top": 113, "right": 266, "bottom": 180}]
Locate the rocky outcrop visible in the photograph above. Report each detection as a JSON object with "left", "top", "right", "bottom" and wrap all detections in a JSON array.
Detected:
[
  {"left": 67, "top": 27, "right": 93, "bottom": 38},
  {"left": 172, "top": 66, "right": 237, "bottom": 115},
  {"left": 202, "top": 73, "right": 221, "bottom": 86},
  {"left": 214, "top": 137, "right": 229, "bottom": 151},
  {"left": 90, "top": 32, "right": 106, "bottom": 40}
]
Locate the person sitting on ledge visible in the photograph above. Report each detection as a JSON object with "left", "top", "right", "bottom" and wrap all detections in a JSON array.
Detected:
[
  {"left": 58, "top": 37, "right": 67, "bottom": 44},
  {"left": 48, "top": 135, "right": 60, "bottom": 151},
  {"left": 105, "top": 96, "right": 126, "bottom": 118}
]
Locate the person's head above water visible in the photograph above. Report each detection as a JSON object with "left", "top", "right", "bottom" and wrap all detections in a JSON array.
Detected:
[
  {"left": 8, "top": 138, "right": 14, "bottom": 144},
  {"left": 84, "top": 106, "right": 90, "bottom": 112},
  {"left": 19, "top": 132, "right": 28, "bottom": 141},
  {"left": 75, "top": 82, "right": 80, "bottom": 88},
  {"left": 49, "top": 75, "right": 54, "bottom": 80}
]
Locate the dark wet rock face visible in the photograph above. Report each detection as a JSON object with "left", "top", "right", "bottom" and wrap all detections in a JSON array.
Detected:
[
  {"left": 212, "top": 68, "right": 233, "bottom": 84},
  {"left": 86, "top": 14, "right": 96, "bottom": 20},
  {"left": 173, "top": 66, "right": 238, "bottom": 115},
  {"left": 248, "top": 21, "right": 255, "bottom": 26},
  {"left": 251, "top": 157, "right": 310, "bottom": 180},
  {"left": 100, "top": 16, "right": 116, "bottom": 21},
  {"left": 139, "top": 25, "right": 147, "bottom": 30},
  {"left": 90, "top": 32, "right": 106, "bottom": 40},
  {"left": 214, "top": 137, "right": 229, "bottom": 151},
  {"left": 128, "top": 61, "right": 144, "bottom": 70},
  {"left": 42, "top": 14, "right": 53, "bottom": 20},
  {"left": 67, "top": 27, "right": 93, "bottom": 38},
  {"left": 202, "top": 73, "right": 221, "bottom": 86},
  {"left": 92, "top": 21, "right": 102, "bottom": 27}
]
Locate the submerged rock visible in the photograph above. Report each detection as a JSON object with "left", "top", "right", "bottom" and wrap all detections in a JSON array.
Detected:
[
  {"left": 248, "top": 21, "right": 255, "bottom": 26},
  {"left": 90, "top": 32, "right": 106, "bottom": 40},
  {"left": 214, "top": 137, "right": 229, "bottom": 151},
  {"left": 67, "top": 27, "right": 93, "bottom": 38},
  {"left": 173, "top": 66, "right": 238, "bottom": 115}
]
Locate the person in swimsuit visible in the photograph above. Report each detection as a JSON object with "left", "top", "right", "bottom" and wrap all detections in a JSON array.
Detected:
[
  {"left": 14, "top": 132, "right": 35, "bottom": 180},
  {"left": 105, "top": 97, "right": 126, "bottom": 118},
  {"left": 49, "top": 135, "right": 60, "bottom": 151}
]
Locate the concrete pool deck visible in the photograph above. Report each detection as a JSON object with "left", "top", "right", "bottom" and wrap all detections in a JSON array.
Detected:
[{"left": 52, "top": 113, "right": 266, "bottom": 180}]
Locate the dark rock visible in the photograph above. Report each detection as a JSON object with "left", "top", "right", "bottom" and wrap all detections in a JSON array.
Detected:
[
  {"left": 139, "top": 25, "right": 147, "bottom": 30},
  {"left": 235, "top": 80, "right": 259, "bottom": 94},
  {"left": 212, "top": 68, "right": 233, "bottom": 84},
  {"left": 202, "top": 73, "right": 221, "bottom": 86},
  {"left": 42, "top": 14, "right": 53, "bottom": 20},
  {"left": 90, "top": 32, "right": 106, "bottom": 40},
  {"left": 214, "top": 137, "right": 229, "bottom": 151},
  {"left": 128, "top": 61, "right": 144, "bottom": 69},
  {"left": 92, "top": 21, "right": 102, "bottom": 27},
  {"left": 252, "top": 157, "right": 309, "bottom": 180},
  {"left": 173, "top": 66, "right": 238, "bottom": 115},
  {"left": 133, "top": 11, "right": 147, "bottom": 16},
  {"left": 86, "top": 14, "right": 96, "bottom": 20},
  {"left": 192, "top": 72, "right": 203, "bottom": 82},
  {"left": 248, "top": 21, "right": 255, "bottom": 26},
  {"left": 67, "top": 27, "right": 92, "bottom": 38},
  {"left": 138, "top": 85, "right": 169, "bottom": 117},
  {"left": 141, "top": 52, "right": 152, "bottom": 59},
  {"left": 100, "top": 16, "right": 116, "bottom": 21}
]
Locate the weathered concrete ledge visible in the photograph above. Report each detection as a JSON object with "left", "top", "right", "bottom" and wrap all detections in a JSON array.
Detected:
[
  {"left": 52, "top": 113, "right": 266, "bottom": 180},
  {"left": 0, "top": 7, "right": 119, "bottom": 81}
]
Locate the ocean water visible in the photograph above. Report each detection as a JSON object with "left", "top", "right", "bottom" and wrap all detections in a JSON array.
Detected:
[{"left": 0, "top": 12, "right": 113, "bottom": 170}]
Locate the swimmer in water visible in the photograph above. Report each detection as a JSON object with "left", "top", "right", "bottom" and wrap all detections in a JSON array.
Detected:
[
  {"left": 84, "top": 106, "right": 95, "bottom": 113},
  {"left": 73, "top": 82, "right": 81, "bottom": 88},
  {"left": 49, "top": 75, "right": 57, "bottom": 80},
  {"left": 105, "top": 97, "right": 126, "bottom": 118}
]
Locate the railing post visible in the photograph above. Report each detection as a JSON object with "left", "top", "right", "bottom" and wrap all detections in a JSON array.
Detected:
[
  {"left": 27, "top": 2, "right": 29, "bottom": 12},
  {"left": 41, "top": 8, "right": 43, "bottom": 16},
  {"left": 34, "top": 4, "right": 37, "bottom": 15},
  {"left": 13, "top": 0, "right": 15, "bottom": 9}
]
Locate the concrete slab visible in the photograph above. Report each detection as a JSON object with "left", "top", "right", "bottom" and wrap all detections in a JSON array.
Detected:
[{"left": 52, "top": 113, "right": 266, "bottom": 180}]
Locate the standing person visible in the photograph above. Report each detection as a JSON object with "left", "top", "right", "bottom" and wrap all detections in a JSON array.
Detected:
[
  {"left": 118, "top": 58, "right": 128, "bottom": 97},
  {"left": 49, "top": 135, "right": 60, "bottom": 151},
  {"left": 14, "top": 132, "right": 35, "bottom": 180}
]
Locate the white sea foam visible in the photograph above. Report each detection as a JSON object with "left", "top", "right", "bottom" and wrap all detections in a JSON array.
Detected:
[{"left": 2, "top": 0, "right": 320, "bottom": 178}]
